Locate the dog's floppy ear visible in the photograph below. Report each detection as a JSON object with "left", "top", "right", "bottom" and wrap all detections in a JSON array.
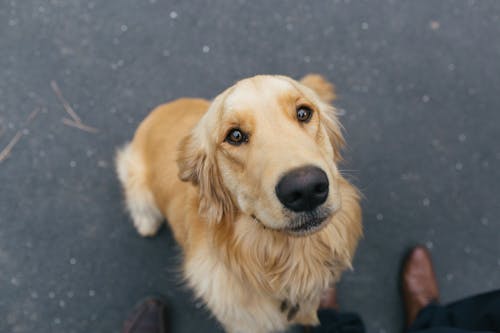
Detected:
[
  {"left": 177, "top": 98, "right": 235, "bottom": 224},
  {"left": 300, "top": 74, "right": 345, "bottom": 162},
  {"left": 319, "top": 104, "right": 345, "bottom": 162},
  {"left": 300, "top": 74, "right": 336, "bottom": 104}
]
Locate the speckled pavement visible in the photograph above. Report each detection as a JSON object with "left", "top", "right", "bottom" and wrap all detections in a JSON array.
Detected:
[{"left": 1, "top": 1, "right": 499, "bottom": 332}]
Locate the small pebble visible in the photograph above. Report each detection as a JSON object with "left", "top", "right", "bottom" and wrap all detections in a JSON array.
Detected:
[{"left": 429, "top": 20, "right": 440, "bottom": 30}]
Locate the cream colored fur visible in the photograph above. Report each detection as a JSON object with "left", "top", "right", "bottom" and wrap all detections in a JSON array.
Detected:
[
  {"left": 116, "top": 74, "right": 362, "bottom": 333},
  {"left": 116, "top": 143, "right": 163, "bottom": 236}
]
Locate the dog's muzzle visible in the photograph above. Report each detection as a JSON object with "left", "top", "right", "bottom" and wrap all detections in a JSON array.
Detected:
[{"left": 284, "top": 206, "right": 333, "bottom": 236}]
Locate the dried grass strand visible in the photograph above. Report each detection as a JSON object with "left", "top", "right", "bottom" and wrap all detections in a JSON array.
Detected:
[
  {"left": 61, "top": 118, "right": 99, "bottom": 133},
  {"left": 0, "top": 107, "right": 41, "bottom": 164},
  {"left": 0, "top": 131, "right": 23, "bottom": 163},
  {"left": 51, "top": 81, "right": 99, "bottom": 133},
  {"left": 50, "top": 80, "right": 82, "bottom": 123}
]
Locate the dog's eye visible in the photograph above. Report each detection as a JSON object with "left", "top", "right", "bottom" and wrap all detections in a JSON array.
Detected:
[
  {"left": 296, "top": 106, "right": 313, "bottom": 122},
  {"left": 225, "top": 128, "right": 248, "bottom": 146}
]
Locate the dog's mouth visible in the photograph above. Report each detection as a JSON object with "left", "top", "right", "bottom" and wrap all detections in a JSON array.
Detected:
[
  {"left": 250, "top": 206, "right": 336, "bottom": 236},
  {"left": 284, "top": 207, "right": 333, "bottom": 236}
]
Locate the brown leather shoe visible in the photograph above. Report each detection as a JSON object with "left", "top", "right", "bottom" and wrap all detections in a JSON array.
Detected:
[
  {"left": 401, "top": 245, "right": 440, "bottom": 327},
  {"left": 319, "top": 287, "right": 339, "bottom": 310},
  {"left": 122, "top": 297, "right": 169, "bottom": 333}
]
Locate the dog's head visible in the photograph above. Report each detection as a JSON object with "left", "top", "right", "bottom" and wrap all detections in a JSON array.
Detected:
[{"left": 177, "top": 74, "right": 346, "bottom": 236}]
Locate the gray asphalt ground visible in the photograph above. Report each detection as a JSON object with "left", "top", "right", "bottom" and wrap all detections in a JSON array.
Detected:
[{"left": 1, "top": 1, "right": 499, "bottom": 332}]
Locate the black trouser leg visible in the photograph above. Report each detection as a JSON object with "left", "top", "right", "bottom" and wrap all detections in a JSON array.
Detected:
[
  {"left": 311, "top": 309, "right": 365, "bottom": 333},
  {"left": 409, "top": 290, "right": 500, "bottom": 333},
  {"left": 310, "top": 290, "right": 500, "bottom": 333}
]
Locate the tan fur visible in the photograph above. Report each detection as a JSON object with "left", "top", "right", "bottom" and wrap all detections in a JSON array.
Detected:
[{"left": 116, "top": 74, "right": 362, "bottom": 333}]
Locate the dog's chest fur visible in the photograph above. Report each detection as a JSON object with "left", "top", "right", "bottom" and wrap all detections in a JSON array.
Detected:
[{"left": 183, "top": 218, "right": 352, "bottom": 333}]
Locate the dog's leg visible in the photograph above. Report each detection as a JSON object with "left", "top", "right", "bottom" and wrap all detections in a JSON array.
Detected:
[{"left": 115, "top": 143, "right": 163, "bottom": 237}]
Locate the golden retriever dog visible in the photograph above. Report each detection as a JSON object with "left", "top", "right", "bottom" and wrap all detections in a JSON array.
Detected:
[{"left": 116, "top": 74, "right": 362, "bottom": 333}]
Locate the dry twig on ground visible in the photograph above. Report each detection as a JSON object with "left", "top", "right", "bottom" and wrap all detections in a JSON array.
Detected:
[
  {"left": 50, "top": 80, "right": 99, "bottom": 133},
  {"left": 0, "top": 108, "right": 41, "bottom": 164},
  {"left": 0, "top": 131, "right": 23, "bottom": 163},
  {"left": 62, "top": 118, "right": 98, "bottom": 133},
  {"left": 26, "top": 108, "right": 40, "bottom": 123},
  {"left": 50, "top": 80, "right": 81, "bottom": 123}
]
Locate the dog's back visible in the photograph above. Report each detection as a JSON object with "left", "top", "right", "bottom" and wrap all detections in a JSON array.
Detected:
[{"left": 116, "top": 98, "right": 209, "bottom": 244}]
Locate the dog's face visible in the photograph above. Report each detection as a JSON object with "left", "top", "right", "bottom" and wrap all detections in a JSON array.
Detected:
[{"left": 178, "top": 75, "right": 345, "bottom": 236}]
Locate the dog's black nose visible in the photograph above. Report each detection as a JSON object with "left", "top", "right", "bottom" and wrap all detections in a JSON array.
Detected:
[{"left": 275, "top": 166, "right": 329, "bottom": 212}]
